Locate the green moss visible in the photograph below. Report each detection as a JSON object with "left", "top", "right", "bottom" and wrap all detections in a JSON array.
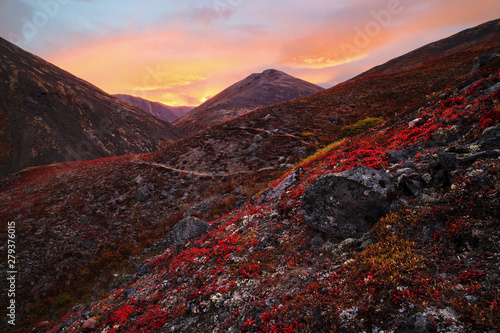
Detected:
[{"left": 340, "top": 117, "right": 385, "bottom": 138}]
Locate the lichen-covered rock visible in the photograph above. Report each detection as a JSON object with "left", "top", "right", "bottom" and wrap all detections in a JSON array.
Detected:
[
  {"left": 166, "top": 216, "right": 210, "bottom": 246},
  {"left": 301, "top": 166, "right": 392, "bottom": 238}
]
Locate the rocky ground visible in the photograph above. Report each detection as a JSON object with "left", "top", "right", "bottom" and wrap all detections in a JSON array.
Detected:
[{"left": 27, "top": 56, "right": 500, "bottom": 333}]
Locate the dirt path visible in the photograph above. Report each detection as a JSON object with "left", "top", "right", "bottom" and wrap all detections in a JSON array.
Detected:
[{"left": 134, "top": 161, "right": 280, "bottom": 177}]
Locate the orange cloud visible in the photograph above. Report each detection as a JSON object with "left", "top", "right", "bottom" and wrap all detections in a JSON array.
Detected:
[{"left": 43, "top": 0, "right": 500, "bottom": 106}]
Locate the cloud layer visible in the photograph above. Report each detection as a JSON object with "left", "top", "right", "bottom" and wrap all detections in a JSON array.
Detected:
[{"left": 1, "top": 0, "right": 499, "bottom": 105}]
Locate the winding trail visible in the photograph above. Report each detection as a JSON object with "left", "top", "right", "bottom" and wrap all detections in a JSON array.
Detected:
[
  {"left": 225, "top": 126, "right": 311, "bottom": 146},
  {"left": 133, "top": 161, "right": 280, "bottom": 177}
]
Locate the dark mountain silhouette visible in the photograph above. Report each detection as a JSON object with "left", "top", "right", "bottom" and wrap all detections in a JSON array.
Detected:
[
  {"left": 1, "top": 18, "right": 500, "bottom": 333},
  {"left": 113, "top": 94, "right": 194, "bottom": 122},
  {"left": 0, "top": 37, "right": 186, "bottom": 177},
  {"left": 174, "top": 69, "right": 323, "bottom": 133}
]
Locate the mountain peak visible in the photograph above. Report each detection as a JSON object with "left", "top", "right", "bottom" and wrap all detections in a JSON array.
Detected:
[{"left": 174, "top": 69, "right": 323, "bottom": 133}]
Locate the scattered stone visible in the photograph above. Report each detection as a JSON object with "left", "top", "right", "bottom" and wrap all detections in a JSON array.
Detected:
[
  {"left": 398, "top": 173, "right": 424, "bottom": 197},
  {"left": 297, "top": 147, "right": 308, "bottom": 160},
  {"left": 123, "top": 286, "right": 138, "bottom": 299},
  {"left": 482, "top": 82, "right": 500, "bottom": 97},
  {"left": 246, "top": 143, "right": 258, "bottom": 154},
  {"left": 137, "top": 263, "right": 151, "bottom": 276},
  {"left": 134, "top": 184, "right": 152, "bottom": 201},
  {"left": 465, "top": 294, "right": 480, "bottom": 303},
  {"left": 470, "top": 53, "right": 499, "bottom": 75},
  {"left": 261, "top": 167, "right": 303, "bottom": 201},
  {"left": 408, "top": 118, "right": 421, "bottom": 128},
  {"left": 387, "top": 148, "right": 416, "bottom": 164},
  {"left": 259, "top": 234, "right": 278, "bottom": 249},
  {"left": 475, "top": 124, "right": 500, "bottom": 150},
  {"left": 219, "top": 311, "right": 230, "bottom": 322},
  {"left": 301, "top": 166, "right": 393, "bottom": 238},
  {"left": 82, "top": 318, "right": 97, "bottom": 330},
  {"left": 161, "top": 281, "right": 172, "bottom": 291},
  {"left": 253, "top": 135, "right": 263, "bottom": 143},
  {"left": 166, "top": 216, "right": 210, "bottom": 246},
  {"left": 263, "top": 114, "right": 271, "bottom": 121}
]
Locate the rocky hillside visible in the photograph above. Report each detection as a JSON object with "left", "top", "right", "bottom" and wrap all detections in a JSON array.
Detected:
[
  {"left": 0, "top": 37, "right": 186, "bottom": 177},
  {"left": 31, "top": 48, "right": 500, "bottom": 333},
  {"left": 113, "top": 94, "right": 193, "bottom": 123},
  {"left": 173, "top": 69, "right": 323, "bottom": 134},
  {"left": 0, "top": 19, "right": 499, "bottom": 333}
]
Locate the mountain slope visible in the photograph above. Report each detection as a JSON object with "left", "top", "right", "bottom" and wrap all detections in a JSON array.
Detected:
[
  {"left": 0, "top": 37, "right": 186, "bottom": 177},
  {"left": 173, "top": 69, "right": 323, "bottom": 133},
  {"left": 113, "top": 94, "right": 194, "bottom": 122},
  {"left": 30, "top": 38, "right": 500, "bottom": 333},
  {"left": 1, "top": 19, "right": 500, "bottom": 333},
  {"left": 353, "top": 18, "right": 500, "bottom": 79}
]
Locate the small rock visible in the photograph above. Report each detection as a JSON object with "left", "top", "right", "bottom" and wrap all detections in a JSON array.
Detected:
[
  {"left": 246, "top": 143, "right": 258, "bottom": 154},
  {"left": 134, "top": 184, "right": 152, "bottom": 202},
  {"left": 465, "top": 294, "right": 479, "bottom": 303},
  {"left": 259, "top": 234, "right": 278, "bottom": 249},
  {"left": 297, "top": 147, "right": 308, "bottom": 160},
  {"left": 387, "top": 148, "right": 415, "bottom": 164},
  {"left": 408, "top": 118, "right": 421, "bottom": 128},
  {"left": 482, "top": 82, "right": 500, "bottom": 97},
  {"left": 82, "top": 318, "right": 97, "bottom": 330},
  {"left": 261, "top": 167, "right": 303, "bottom": 201},
  {"left": 398, "top": 173, "right": 424, "bottom": 197},
  {"left": 123, "top": 286, "right": 138, "bottom": 299},
  {"left": 470, "top": 53, "right": 499, "bottom": 75},
  {"left": 137, "top": 263, "right": 151, "bottom": 276},
  {"left": 253, "top": 135, "right": 263, "bottom": 143},
  {"left": 161, "top": 281, "right": 172, "bottom": 291},
  {"left": 166, "top": 216, "right": 210, "bottom": 246},
  {"left": 219, "top": 311, "right": 230, "bottom": 322},
  {"left": 475, "top": 124, "right": 500, "bottom": 150}
]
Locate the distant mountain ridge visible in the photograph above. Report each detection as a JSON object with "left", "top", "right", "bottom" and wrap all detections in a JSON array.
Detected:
[
  {"left": 113, "top": 94, "right": 194, "bottom": 122},
  {"left": 0, "top": 37, "right": 186, "bottom": 177},
  {"left": 174, "top": 69, "right": 323, "bottom": 133}
]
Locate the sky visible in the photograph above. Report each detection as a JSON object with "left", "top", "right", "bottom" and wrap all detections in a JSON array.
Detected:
[{"left": 1, "top": 1, "right": 499, "bottom": 106}]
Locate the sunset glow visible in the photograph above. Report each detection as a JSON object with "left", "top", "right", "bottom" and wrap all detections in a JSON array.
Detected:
[{"left": 1, "top": 0, "right": 499, "bottom": 106}]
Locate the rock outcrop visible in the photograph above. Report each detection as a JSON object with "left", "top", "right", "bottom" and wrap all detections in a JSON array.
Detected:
[{"left": 301, "top": 166, "right": 393, "bottom": 238}]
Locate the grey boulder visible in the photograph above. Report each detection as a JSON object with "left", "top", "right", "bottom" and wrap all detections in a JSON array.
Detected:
[{"left": 301, "top": 166, "right": 393, "bottom": 239}]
